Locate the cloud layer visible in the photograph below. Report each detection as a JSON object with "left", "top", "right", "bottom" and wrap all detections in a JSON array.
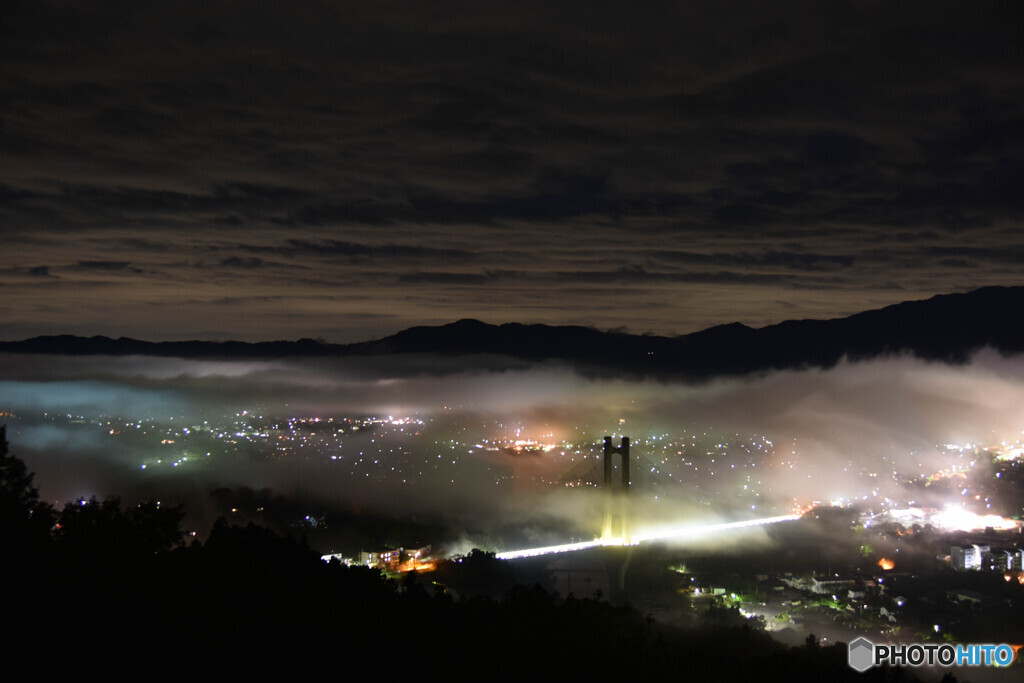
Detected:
[{"left": 2, "top": 1, "right": 1023, "bottom": 341}]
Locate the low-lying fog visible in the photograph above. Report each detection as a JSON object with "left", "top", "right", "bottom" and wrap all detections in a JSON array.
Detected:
[{"left": 2, "top": 348, "right": 1023, "bottom": 552}]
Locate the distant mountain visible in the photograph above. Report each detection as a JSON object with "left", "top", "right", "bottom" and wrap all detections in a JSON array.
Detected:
[{"left": 3, "top": 286, "right": 1023, "bottom": 380}]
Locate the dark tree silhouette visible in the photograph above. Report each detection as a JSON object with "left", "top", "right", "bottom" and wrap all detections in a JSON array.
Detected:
[
  {"left": 55, "top": 495, "right": 185, "bottom": 558},
  {"left": 0, "top": 426, "right": 54, "bottom": 547}
]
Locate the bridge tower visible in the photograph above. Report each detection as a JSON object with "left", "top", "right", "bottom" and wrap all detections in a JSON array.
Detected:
[{"left": 601, "top": 436, "right": 630, "bottom": 540}]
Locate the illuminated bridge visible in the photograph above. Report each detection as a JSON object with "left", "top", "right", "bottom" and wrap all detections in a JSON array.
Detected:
[{"left": 496, "top": 435, "right": 800, "bottom": 560}]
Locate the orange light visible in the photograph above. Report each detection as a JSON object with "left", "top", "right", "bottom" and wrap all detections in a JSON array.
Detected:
[
  {"left": 397, "top": 560, "right": 436, "bottom": 573},
  {"left": 877, "top": 558, "right": 895, "bottom": 571}
]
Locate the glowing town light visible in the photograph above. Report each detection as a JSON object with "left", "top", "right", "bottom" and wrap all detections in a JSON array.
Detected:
[{"left": 933, "top": 505, "right": 1019, "bottom": 532}]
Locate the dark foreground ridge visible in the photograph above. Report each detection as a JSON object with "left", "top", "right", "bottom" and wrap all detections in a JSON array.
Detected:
[{"left": 3, "top": 286, "right": 1023, "bottom": 379}]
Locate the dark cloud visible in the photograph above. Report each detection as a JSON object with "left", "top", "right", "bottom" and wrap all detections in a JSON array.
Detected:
[
  {"left": 219, "top": 257, "right": 265, "bottom": 269},
  {"left": 398, "top": 272, "right": 493, "bottom": 286},
  {"left": 0, "top": 0, "right": 1022, "bottom": 341},
  {"left": 246, "top": 239, "right": 476, "bottom": 262},
  {"left": 282, "top": 203, "right": 396, "bottom": 227},
  {"left": 557, "top": 266, "right": 789, "bottom": 286},
  {"left": 77, "top": 261, "right": 134, "bottom": 271},
  {"left": 923, "top": 245, "right": 1024, "bottom": 265},
  {"left": 658, "top": 250, "right": 854, "bottom": 272}
]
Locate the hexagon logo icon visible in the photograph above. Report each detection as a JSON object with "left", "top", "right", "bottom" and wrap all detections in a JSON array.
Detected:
[{"left": 848, "top": 637, "right": 875, "bottom": 672}]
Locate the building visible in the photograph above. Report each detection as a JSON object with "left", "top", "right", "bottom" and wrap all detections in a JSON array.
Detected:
[
  {"left": 951, "top": 544, "right": 990, "bottom": 571},
  {"left": 810, "top": 576, "right": 857, "bottom": 595},
  {"left": 982, "top": 550, "right": 1007, "bottom": 572}
]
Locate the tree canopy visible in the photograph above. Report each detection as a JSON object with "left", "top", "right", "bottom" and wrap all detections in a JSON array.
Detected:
[{"left": 0, "top": 425, "right": 54, "bottom": 547}]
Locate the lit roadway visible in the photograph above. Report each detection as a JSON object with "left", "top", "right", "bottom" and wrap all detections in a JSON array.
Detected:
[{"left": 495, "top": 514, "right": 801, "bottom": 560}]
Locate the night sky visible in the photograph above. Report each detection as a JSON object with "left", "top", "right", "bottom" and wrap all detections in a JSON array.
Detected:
[{"left": 3, "top": 1, "right": 1023, "bottom": 343}]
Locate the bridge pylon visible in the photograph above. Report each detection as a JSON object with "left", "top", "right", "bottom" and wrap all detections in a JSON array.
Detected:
[{"left": 601, "top": 436, "right": 630, "bottom": 540}]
